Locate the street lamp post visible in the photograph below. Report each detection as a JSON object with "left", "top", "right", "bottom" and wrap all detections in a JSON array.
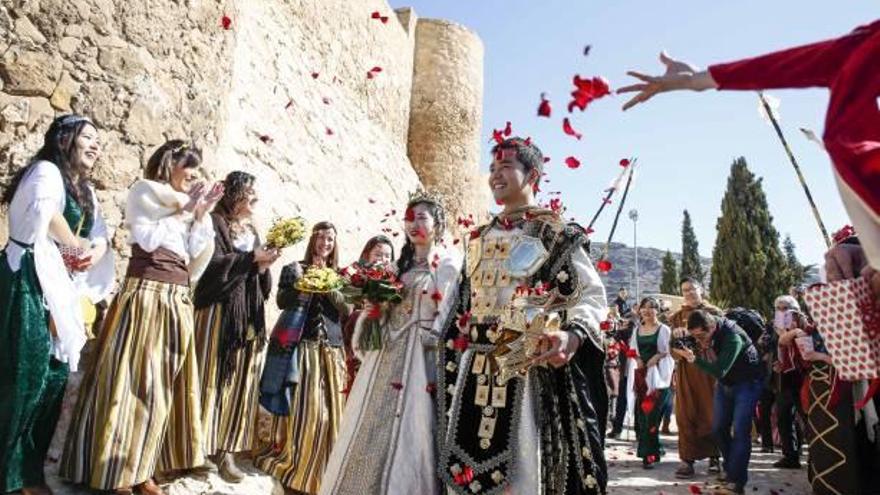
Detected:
[{"left": 628, "top": 209, "right": 639, "bottom": 301}]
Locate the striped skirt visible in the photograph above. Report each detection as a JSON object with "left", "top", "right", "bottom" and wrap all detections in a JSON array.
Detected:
[
  {"left": 60, "top": 278, "right": 204, "bottom": 490},
  {"left": 194, "top": 303, "right": 266, "bottom": 456},
  {"left": 254, "top": 339, "right": 346, "bottom": 494}
]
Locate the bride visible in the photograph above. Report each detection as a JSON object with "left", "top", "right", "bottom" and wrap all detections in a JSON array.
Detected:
[{"left": 319, "top": 193, "right": 461, "bottom": 494}]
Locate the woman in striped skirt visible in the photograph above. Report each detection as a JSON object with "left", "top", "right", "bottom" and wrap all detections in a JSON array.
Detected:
[
  {"left": 256, "top": 221, "right": 350, "bottom": 494},
  {"left": 1, "top": 115, "right": 101, "bottom": 495},
  {"left": 60, "top": 141, "right": 223, "bottom": 495},
  {"left": 192, "top": 171, "right": 280, "bottom": 482}
]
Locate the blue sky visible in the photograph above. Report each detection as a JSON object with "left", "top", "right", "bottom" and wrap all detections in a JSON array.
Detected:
[{"left": 388, "top": 0, "right": 876, "bottom": 266}]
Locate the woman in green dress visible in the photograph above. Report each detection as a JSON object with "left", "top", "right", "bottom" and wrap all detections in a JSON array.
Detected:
[
  {"left": 627, "top": 296, "right": 675, "bottom": 469},
  {"left": 0, "top": 114, "right": 103, "bottom": 495}
]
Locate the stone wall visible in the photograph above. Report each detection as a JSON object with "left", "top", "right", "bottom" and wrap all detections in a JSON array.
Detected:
[{"left": 0, "top": 0, "right": 486, "bottom": 267}]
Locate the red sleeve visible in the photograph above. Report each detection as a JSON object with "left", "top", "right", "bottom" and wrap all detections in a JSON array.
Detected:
[{"left": 708, "top": 21, "right": 879, "bottom": 91}]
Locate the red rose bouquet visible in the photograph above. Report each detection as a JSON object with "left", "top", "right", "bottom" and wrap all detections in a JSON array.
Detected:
[{"left": 340, "top": 262, "right": 404, "bottom": 351}]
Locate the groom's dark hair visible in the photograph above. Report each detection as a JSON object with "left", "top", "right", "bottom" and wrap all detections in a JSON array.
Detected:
[{"left": 491, "top": 136, "right": 545, "bottom": 179}]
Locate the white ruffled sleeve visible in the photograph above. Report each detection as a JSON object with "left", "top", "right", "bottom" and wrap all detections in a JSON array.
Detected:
[
  {"left": 77, "top": 187, "right": 116, "bottom": 303},
  {"left": 647, "top": 324, "right": 675, "bottom": 392},
  {"left": 186, "top": 214, "right": 215, "bottom": 283},
  {"left": 566, "top": 247, "right": 608, "bottom": 334}
]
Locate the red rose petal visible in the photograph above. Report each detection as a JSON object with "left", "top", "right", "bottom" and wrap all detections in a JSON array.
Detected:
[
  {"left": 620, "top": 158, "right": 631, "bottom": 167},
  {"left": 390, "top": 381, "right": 403, "bottom": 390},
  {"left": 565, "top": 156, "right": 581, "bottom": 169},
  {"left": 426, "top": 382, "right": 437, "bottom": 394},
  {"left": 689, "top": 485, "right": 703, "bottom": 495},
  {"left": 503, "top": 121, "right": 512, "bottom": 136},
  {"left": 597, "top": 259, "right": 612, "bottom": 273},
  {"left": 562, "top": 118, "right": 582, "bottom": 140},
  {"left": 311, "top": 72, "right": 320, "bottom": 79},
  {"left": 284, "top": 99, "right": 294, "bottom": 110},
  {"left": 599, "top": 320, "right": 612, "bottom": 331},
  {"left": 220, "top": 15, "right": 232, "bottom": 30},
  {"left": 368, "top": 198, "right": 376, "bottom": 204},
  {"left": 431, "top": 290, "right": 443, "bottom": 302},
  {"left": 259, "top": 134, "right": 273, "bottom": 144},
  {"left": 537, "top": 93, "right": 552, "bottom": 117},
  {"left": 326, "top": 127, "right": 334, "bottom": 135},
  {"left": 322, "top": 97, "right": 331, "bottom": 105},
  {"left": 583, "top": 45, "right": 592, "bottom": 57}
]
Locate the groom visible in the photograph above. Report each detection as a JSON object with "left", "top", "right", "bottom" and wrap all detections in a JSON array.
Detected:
[{"left": 437, "top": 137, "right": 609, "bottom": 494}]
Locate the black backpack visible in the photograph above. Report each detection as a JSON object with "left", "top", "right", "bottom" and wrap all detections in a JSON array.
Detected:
[{"left": 724, "top": 307, "right": 765, "bottom": 344}]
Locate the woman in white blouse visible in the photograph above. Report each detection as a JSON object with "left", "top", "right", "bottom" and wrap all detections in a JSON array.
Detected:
[
  {"left": 61, "top": 140, "right": 223, "bottom": 495},
  {"left": 0, "top": 114, "right": 102, "bottom": 495}
]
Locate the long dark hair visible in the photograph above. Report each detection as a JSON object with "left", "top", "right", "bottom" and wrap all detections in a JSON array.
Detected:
[
  {"left": 358, "top": 235, "right": 395, "bottom": 265},
  {"left": 215, "top": 170, "right": 256, "bottom": 220},
  {"left": 144, "top": 139, "right": 202, "bottom": 183},
  {"left": 2, "top": 114, "right": 97, "bottom": 220},
  {"left": 303, "top": 221, "right": 339, "bottom": 270},
  {"left": 397, "top": 198, "right": 446, "bottom": 277}
]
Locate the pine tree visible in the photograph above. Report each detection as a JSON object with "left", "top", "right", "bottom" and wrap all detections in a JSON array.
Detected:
[
  {"left": 680, "top": 210, "right": 705, "bottom": 283},
  {"left": 710, "top": 157, "right": 788, "bottom": 316},
  {"left": 782, "top": 235, "right": 807, "bottom": 287},
  {"left": 660, "top": 250, "right": 680, "bottom": 295}
]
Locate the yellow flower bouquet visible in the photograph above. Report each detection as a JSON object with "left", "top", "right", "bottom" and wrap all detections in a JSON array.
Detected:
[
  {"left": 295, "top": 266, "right": 344, "bottom": 293},
  {"left": 266, "top": 217, "right": 307, "bottom": 249}
]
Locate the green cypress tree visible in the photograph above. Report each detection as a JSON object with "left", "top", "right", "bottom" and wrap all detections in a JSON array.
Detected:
[
  {"left": 680, "top": 210, "right": 705, "bottom": 283},
  {"left": 710, "top": 157, "right": 788, "bottom": 316},
  {"left": 660, "top": 250, "right": 680, "bottom": 295},
  {"left": 782, "top": 235, "right": 807, "bottom": 287}
]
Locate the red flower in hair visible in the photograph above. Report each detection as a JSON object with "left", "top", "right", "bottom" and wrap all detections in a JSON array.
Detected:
[
  {"left": 491, "top": 128, "right": 505, "bottom": 144},
  {"left": 537, "top": 93, "right": 552, "bottom": 117},
  {"left": 562, "top": 118, "right": 582, "bottom": 140},
  {"left": 596, "top": 259, "right": 612, "bottom": 273},
  {"left": 220, "top": 15, "right": 232, "bottom": 30},
  {"left": 503, "top": 121, "right": 512, "bottom": 136},
  {"left": 565, "top": 156, "right": 581, "bottom": 169}
]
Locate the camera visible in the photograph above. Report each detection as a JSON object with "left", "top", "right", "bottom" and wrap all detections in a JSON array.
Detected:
[{"left": 671, "top": 335, "right": 698, "bottom": 351}]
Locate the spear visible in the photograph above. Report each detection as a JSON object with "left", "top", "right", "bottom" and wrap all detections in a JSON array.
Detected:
[
  {"left": 587, "top": 158, "right": 637, "bottom": 231},
  {"left": 596, "top": 160, "right": 637, "bottom": 270},
  {"left": 757, "top": 92, "right": 831, "bottom": 248}
]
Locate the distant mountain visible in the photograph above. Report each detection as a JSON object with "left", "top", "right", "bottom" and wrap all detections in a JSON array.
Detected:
[{"left": 589, "top": 241, "right": 712, "bottom": 298}]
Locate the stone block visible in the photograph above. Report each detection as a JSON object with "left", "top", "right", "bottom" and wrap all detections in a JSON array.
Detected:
[{"left": 0, "top": 49, "right": 63, "bottom": 97}]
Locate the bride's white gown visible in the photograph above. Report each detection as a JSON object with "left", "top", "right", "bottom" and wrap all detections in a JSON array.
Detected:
[{"left": 320, "top": 251, "right": 461, "bottom": 495}]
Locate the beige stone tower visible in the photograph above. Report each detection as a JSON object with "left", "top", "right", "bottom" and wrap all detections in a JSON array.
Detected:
[{"left": 406, "top": 15, "right": 488, "bottom": 227}]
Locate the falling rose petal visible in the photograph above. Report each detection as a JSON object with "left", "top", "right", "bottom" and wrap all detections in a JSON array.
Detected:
[
  {"left": 568, "top": 75, "right": 612, "bottom": 113},
  {"left": 370, "top": 11, "right": 389, "bottom": 23},
  {"left": 543, "top": 156, "right": 551, "bottom": 164},
  {"left": 583, "top": 44, "right": 592, "bottom": 57},
  {"left": 367, "top": 66, "right": 383, "bottom": 79},
  {"left": 311, "top": 72, "right": 320, "bottom": 79},
  {"left": 596, "top": 259, "right": 612, "bottom": 273},
  {"left": 495, "top": 198, "right": 503, "bottom": 206},
  {"left": 220, "top": 15, "right": 232, "bottom": 30},
  {"left": 491, "top": 128, "right": 504, "bottom": 144},
  {"left": 503, "top": 121, "right": 512, "bottom": 136},
  {"left": 259, "top": 134, "right": 273, "bottom": 144},
  {"left": 322, "top": 97, "right": 331, "bottom": 105},
  {"left": 452, "top": 334, "right": 470, "bottom": 352},
  {"left": 549, "top": 198, "right": 563, "bottom": 214},
  {"left": 565, "top": 156, "right": 581, "bottom": 169},
  {"left": 431, "top": 290, "right": 443, "bottom": 302},
  {"left": 599, "top": 320, "right": 612, "bottom": 331},
  {"left": 453, "top": 239, "right": 461, "bottom": 245},
  {"left": 284, "top": 99, "right": 294, "bottom": 110},
  {"left": 562, "top": 118, "right": 582, "bottom": 140},
  {"left": 390, "top": 382, "right": 403, "bottom": 390},
  {"left": 425, "top": 382, "right": 437, "bottom": 394},
  {"left": 688, "top": 485, "right": 703, "bottom": 495},
  {"left": 368, "top": 198, "right": 376, "bottom": 204},
  {"left": 537, "top": 93, "right": 552, "bottom": 117},
  {"left": 619, "top": 158, "right": 631, "bottom": 167},
  {"left": 392, "top": 232, "right": 400, "bottom": 237}
]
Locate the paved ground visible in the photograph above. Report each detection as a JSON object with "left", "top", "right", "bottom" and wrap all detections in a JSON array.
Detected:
[{"left": 606, "top": 426, "right": 811, "bottom": 494}]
